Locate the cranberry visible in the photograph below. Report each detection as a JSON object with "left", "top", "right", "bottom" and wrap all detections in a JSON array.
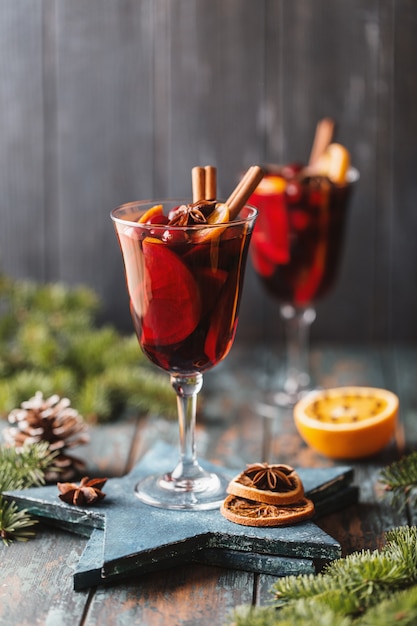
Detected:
[
  {"left": 162, "top": 229, "right": 189, "bottom": 244},
  {"left": 147, "top": 215, "right": 169, "bottom": 237},
  {"left": 281, "top": 162, "right": 303, "bottom": 179},
  {"left": 148, "top": 214, "right": 169, "bottom": 225},
  {"left": 285, "top": 180, "right": 303, "bottom": 204}
]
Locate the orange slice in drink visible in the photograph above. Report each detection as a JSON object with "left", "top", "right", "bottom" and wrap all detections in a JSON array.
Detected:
[
  {"left": 139, "top": 238, "right": 201, "bottom": 345},
  {"left": 253, "top": 175, "right": 287, "bottom": 195},
  {"left": 138, "top": 204, "right": 164, "bottom": 223},
  {"left": 208, "top": 202, "right": 229, "bottom": 224},
  {"left": 293, "top": 386, "right": 399, "bottom": 459},
  {"left": 194, "top": 203, "right": 230, "bottom": 243},
  {"left": 315, "top": 143, "right": 351, "bottom": 184}
]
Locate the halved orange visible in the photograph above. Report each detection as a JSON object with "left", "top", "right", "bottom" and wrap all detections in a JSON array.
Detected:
[{"left": 293, "top": 386, "right": 399, "bottom": 459}]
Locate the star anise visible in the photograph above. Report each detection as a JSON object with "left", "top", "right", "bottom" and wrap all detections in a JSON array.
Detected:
[
  {"left": 57, "top": 476, "right": 107, "bottom": 506},
  {"left": 168, "top": 200, "right": 215, "bottom": 226},
  {"left": 243, "top": 463, "right": 294, "bottom": 491}
]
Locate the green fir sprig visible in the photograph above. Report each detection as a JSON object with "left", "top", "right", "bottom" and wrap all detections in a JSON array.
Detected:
[
  {"left": 378, "top": 451, "right": 417, "bottom": 510},
  {"left": 0, "top": 496, "right": 39, "bottom": 546},
  {"left": 0, "top": 441, "right": 58, "bottom": 545},
  {"left": 229, "top": 526, "right": 417, "bottom": 626},
  {"left": 0, "top": 275, "right": 176, "bottom": 423}
]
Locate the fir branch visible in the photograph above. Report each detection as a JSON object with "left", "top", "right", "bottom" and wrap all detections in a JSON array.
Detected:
[
  {"left": 0, "top": 441, "right": 58, "bottom": 491},
  {"left": 379, "top": 452, "right": 417, "bottom": 510},
  {"left": 230, "top": 589, "right": 417, "bottom": 626},
  {"left": 273, "top": 526, "right": 417, "bottom": 614},
  {"left": 358, "top": 584, "right": 417, "bottom": 625},
  {"left": 0, "top": 371, "right": 57, "bottom": 414},
  {"left": 0, "top": 441, "right": 59, "bottom": 545},
  {"left": 0, "top": 495, "right": 37, "bottom": 546},
  {"left": 228, "top": 527, "right": 417, "bottom": 626},
  {"left": 0, "top": 275, "right": 177, "bottom": 423}
]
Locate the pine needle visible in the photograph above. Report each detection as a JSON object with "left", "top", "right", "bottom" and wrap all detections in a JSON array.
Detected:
[
  {"left": 0, "top": 441, "right": 58, "bottom": 545},
  {"left": 0, "top": 495, "right": 37, "bottom": 546},
  {"left": 228, "top": 527, "right": 417, "bottom": 626},
  {"left": 379, "top": 452, "right": 417, "bottom": 510},
  {"left": 0, "top": 441, "right": 58, "bottom": 491},
  {"left": 0, "top": 275, "right": 176, "bottom": 423}
]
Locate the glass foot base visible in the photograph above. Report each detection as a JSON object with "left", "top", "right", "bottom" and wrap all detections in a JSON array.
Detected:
[
  {"left": 273, "top": 388, "right": 312, "bottom": 408},
  {"left": 256, "top": 385, "right": 317, "bottom": 417},
  {"left": 269, "top": 370, "right": 315, "bottom": 408},
  {"left": 134, "top": 470, "right": 229, "bottom": 510}
]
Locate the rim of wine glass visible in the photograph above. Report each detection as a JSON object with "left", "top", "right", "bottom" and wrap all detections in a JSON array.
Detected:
[
  {"left": 259, "top": 164, "right": 360, "bottom": 187},
  {"left": 110, "top": 199, "right": 258, "bottom": 229},
  {"left": 346, "top": 166, "right": 360, "bottom": 184}
]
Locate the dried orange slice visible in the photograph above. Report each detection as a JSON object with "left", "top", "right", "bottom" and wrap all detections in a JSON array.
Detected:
[
  {"left": 293, "top": 386, "right": 399, "bottom": 459},
  {"left": 221, "top": 494, "right": 315, "bottom": 527},
  {"left": 227, "top": 464, "right": 304, "bottom": 505},
  {"left": 315, "top": 143, "right": 351, "bottom": 184}
]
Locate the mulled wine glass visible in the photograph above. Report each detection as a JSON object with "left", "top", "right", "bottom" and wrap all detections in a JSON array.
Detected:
[
  {"left": 250, "top": 166, "right": 358, "bottom": 407},
  {"left": 111, "top": 199, "right": 257, "bottom": 509}
]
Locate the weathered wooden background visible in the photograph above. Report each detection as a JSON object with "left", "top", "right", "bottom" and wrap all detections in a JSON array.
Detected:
[{"left": 1, "top": 0, "right": 416, "bottom": 344}]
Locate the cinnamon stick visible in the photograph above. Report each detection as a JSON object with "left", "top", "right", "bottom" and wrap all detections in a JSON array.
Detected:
[
  {"left": 192, "top": 166, "right": 206, "bottom": 202},
  {"left": 308, "top": 117, "right": 335, "bottom": 166},
  {"left": 226, "top": 166, "right": 258, "bottom": 210},
  {"left": 204, "top": 165, "right": 217, "bottom": 200},
  {"left": 226, "top": 165, "right": 264, "bottom": 220}
]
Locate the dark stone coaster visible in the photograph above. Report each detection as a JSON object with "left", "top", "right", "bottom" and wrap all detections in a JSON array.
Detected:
[
  {"left": 297, "top": 466, "right": 355, "bottom": 501},
  {"left": 193, "top": 548, "right": 316, "bottom": 577},
  {"left": 73, "top": 529, "right": 316, "bottom": 590},
  {"left": 312, "top": 485, "right": 359, "bottom": 518},
  {"left": 74, "top": 529, "right": 104, "bottom": 588},
  {"left": 5, "top": 441, "right": 357, "bottom": 590}
]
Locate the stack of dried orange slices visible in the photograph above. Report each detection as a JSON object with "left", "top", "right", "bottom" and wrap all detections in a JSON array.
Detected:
[
  {"left": 220, "top": 463, "right": 314, "bottom": 527},
  {"left": 293, "top": 386, "right": 399, "bottom": 459}
]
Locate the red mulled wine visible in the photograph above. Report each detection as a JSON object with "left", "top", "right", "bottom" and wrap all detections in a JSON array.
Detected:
[
  {"left": 113, "top": 201, "right": 255, "bottom": 374},
  {"left": 250, "top": 169, "right": 354, "bottom": 306}
]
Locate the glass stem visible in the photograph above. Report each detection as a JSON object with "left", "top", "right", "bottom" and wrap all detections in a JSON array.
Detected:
[
  {"left": 170, "top": 373, "right": 204, "bottom": 482},
  {"left": 280, "top": 304, "right": 316, "bottom": 396}
]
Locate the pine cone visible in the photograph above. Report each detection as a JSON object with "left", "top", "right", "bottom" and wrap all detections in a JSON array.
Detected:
[{"left": 3, "top": 391, "right": 90, "bottom": 482}]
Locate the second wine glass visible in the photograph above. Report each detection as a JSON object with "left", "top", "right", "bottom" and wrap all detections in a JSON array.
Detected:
[{"left": 250, "top": 165, "right": 358, "bottom": 407}]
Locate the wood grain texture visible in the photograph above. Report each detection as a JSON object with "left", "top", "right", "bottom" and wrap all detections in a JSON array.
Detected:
[
  {"left": 1, "top": 0, "right": 417, "bottom": 342},
  {"left": 85, "top": 565, "right": 254, "bottom": 626},
  {"left": 0, "top": 525, "right": 89, "bottom": 625},
  {"left": 0, "top": 1, "right": 45, "bottom": 279},
  {"left": 390, "top": 0, "right": 417, "bottom": 341}
]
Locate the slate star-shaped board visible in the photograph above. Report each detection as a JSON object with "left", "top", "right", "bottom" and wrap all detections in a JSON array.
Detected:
[{"left": 5, "top": 442, "right": 358, "bottom": 590}]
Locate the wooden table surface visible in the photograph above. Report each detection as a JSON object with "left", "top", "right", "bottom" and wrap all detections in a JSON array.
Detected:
[{"left": 0, "top": 342, "right": 415, "bottom": 626}]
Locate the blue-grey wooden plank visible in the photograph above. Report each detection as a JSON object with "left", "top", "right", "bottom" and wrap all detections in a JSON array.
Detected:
[
  {"left": 53, "top": 0, "right": 154, "bottom": 330},
  {"left": 0, "top": 1, "right": 46, "bottom": 280}
]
